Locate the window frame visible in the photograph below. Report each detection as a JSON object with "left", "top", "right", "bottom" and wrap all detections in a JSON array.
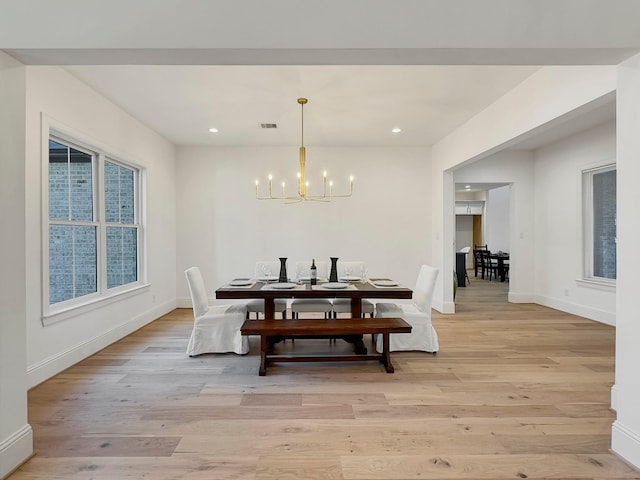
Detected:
[
  {"left": 42, "top": 117, "right": 147, "bottom": 323},
  {"left": 103, "top": 158, "right": 141, "bottom": 291},
  {"left": 581, "top": 161, "right": 616, "bottom": 287}
]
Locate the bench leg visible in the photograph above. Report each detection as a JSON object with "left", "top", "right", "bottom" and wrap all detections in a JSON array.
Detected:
[
  {"left": 381, "top": 333, "right": 395, "bottom": 373},
  {"left": 259, "top": 335, "right": 268, "bottom": 376}
]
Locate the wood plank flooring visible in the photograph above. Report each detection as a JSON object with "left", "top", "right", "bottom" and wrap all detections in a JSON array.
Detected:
[{"left": 10, "top": 277, "right": 639, "bottom": 479}]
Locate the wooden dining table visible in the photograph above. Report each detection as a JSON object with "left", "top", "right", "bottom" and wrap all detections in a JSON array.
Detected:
[
  {"left": 489, "top": 253, "right": 510, "bottom": 282},
  {"left": 215, "top": 279, "right": 413, "bottom": 319}
]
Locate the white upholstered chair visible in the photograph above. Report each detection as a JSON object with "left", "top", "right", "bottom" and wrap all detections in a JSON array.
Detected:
[
  {"left": 331, "top": 260, "right": 374, "bottom": 317},
  {"left": 184, "top": 266, "right": 249, "bottom": 356},
  {"left": 291, "top": 260, "right": 333, "bottom": 319},
  {"left": 374, "top": 265, "right": 439, "bottom": 354},
  {"left": 246, "top": 261, "right": 287, "bottom": 319}
]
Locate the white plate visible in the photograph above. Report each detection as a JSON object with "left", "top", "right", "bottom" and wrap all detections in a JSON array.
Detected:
[
  {"left": 340, "top": 275, "right": 361, "bottom": 282},
  {"left": 270, "top": 282, "right": 297, "bottom": 289},
  {"left": 323, "top": 282, "right": 349, "bottom": 289},
  {"left": 229, "top": 279, "right": 253, "bottom": 286},
  {"left": 257, "top": 276, "right": 278, "bottom": 282},
  {"left": 373, "top": 280, "right": 399, "bottom": 287}
]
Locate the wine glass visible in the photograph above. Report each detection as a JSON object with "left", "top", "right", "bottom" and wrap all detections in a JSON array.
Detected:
[
  {"left": 344, "top": 266, "right": 352, "bottom": 281},
  {"left": 262, "top": 265, "right": 272, "bottom": 281},
  {"left": 360, "top": 265, "right": 368, "bottom": 283},
  {"left": 296, "top": 264, "right": 305, "bottom": 283}
]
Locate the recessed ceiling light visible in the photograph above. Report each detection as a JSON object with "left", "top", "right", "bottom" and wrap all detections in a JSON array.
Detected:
[
  {"left": 465, "top": 185, "right": 471, "bottom": 189},
  {"left": 208, "top": 127, "right": 219, "bottom": 133},
  {"left": 391, "top": 128, "right": 402, "bottom": 133}
]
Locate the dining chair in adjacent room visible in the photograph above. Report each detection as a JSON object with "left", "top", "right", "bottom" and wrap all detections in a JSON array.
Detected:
[
  {"left": 473, "top": 244, "right": 488, "bottom": 277},
  {"left": 246, "top": 260, "right": 287, "bottom": 319},
  {"left": 481, "top": 250, "right": 499, "bottom": 281},
  {"left": 184, "top": 266, "right": 249, "bottom": 356},
  {"left": 331, "top": 260, "right": 375, "bottom": 318},
  {"left": 374, "top": 264, "right": 439, "bottom": 354},
  {"left": 291, "top": 260, "right": 333, "bottom": 319}
]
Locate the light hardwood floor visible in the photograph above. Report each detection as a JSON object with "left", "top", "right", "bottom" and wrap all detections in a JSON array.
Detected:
[{"left": 10, "top": 277, "right": 640, "bottom": 479}]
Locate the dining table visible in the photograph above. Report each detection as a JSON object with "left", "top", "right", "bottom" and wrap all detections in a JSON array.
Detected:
[
  {"left": 215, "top": 278, "right": 413, "bottom": 319},
  {"left": 489, "top": 252, "right": 510, "bottom": 282}
]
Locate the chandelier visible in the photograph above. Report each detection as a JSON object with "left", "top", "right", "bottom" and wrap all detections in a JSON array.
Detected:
[{"left": 255, "top": 98, "right": 353, "bottom": 202}]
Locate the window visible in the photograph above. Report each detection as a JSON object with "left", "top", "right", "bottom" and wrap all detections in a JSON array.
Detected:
[
  {"left": 583, "top": 164, "right": 616, "bottom": 283},
  {"left": 45, "top": 132, "right": 144, "bottom": 316},
  {"left": 105, "top": 161, "right": 138, "bottom": 289}
]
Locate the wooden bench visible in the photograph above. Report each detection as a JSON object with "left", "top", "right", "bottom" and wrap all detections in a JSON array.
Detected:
[{"left": 240, "top": 317, "right": 411, "bottom": 375}]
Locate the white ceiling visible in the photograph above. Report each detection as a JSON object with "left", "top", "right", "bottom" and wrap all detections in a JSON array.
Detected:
[
  {"left": 64, "top": 65, "right": 540, "bottom": 147},
  {"left": 4, "top": 1, "right": 634, "bottom": 150}
]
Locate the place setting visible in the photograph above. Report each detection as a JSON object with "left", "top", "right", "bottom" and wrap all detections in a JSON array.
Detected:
[
  {"left": 313, "top": 281, "right": 357, "bottom": 291},
  {"left": 369, "top": 278, "right": 401, "bottom": 288},
  {"left": 225, "top": 278, "right": 256, "bottom": 288},
  {"left": 262, "top": 281, "right": 296, "bottom": 289}
]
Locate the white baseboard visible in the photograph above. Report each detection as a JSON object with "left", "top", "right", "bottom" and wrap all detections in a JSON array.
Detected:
[
  {"left": 535, "top": 294, "right": 615, "bottom": 326},
  {"left": 0, "top": 424, "right": 33, "bottom": 480},
  {"left": 612, "top": 420, "right": 640, "bottom": 470},
  {"left": 26, "top": 299, "right": 176, "bottom": 388},
  {"left": 433, "top": 298, "right": 455, "bottom": 314},
  {"left": 508, "top": 292, "right": 535, "bottom": 303}
]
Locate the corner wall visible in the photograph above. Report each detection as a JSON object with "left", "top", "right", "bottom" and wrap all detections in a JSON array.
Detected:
[
  {"left": 612, "top": 52, "right": 640, "bottom": 470},
  {"left": 0, "top": 51, "right": 32, "bottom": 480},
  {"left": 533, "top": 121, "right": 616, "bottom": 325},
  {"left": 24, "top": 66, "right": 178, "bottom": 387}
]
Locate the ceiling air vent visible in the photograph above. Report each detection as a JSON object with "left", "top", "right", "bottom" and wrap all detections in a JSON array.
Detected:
[{"left": 261, "top": 123, "right": 277, "bottom": 129}]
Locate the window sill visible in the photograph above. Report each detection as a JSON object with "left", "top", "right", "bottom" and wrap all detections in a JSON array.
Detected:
[
  {"left": 575, "top": 278, "right": 616, "bottom": 293},
  {"left": 42, "top": 283, "right": 151, "bottom": 326}
]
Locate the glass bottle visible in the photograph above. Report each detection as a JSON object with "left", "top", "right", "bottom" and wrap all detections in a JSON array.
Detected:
[{"left": 310, "top": 259, "right": 317, "bottom": 285}]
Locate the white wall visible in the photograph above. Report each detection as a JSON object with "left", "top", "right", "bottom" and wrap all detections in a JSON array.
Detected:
[
  {"left": 533, "top": 121, "right": 616, "bottom": 325},
  {"left": 485, "top": 185, "right": 510, "bottom": 253},
  {"left": 23, "top": 67, "right": 178, "bottom": 386},
  {"left": 455, "top": 215, "right": 473, "bottom": 269},
  {"left": 613, "top": 52, "right": 640, "bottom": 470},
  {"left": 0, "top": 51, "right": 32, "bottom": 480},
  {"left": 176, "top": 146, "right": 431, "bottom": 302}
]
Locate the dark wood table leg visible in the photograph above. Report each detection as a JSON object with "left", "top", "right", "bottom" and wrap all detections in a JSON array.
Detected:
[
  {"left": 348, "top": 298, "right": 368, "bottom": 354},
  {"left": 498, "top": 257, "right": 507, "bottom": 282},
  {"left": 263, "top": 299, "right": 283, "bottom": 349},
  {"left": 381, "top": 333, "right": 394, "bottom": 373},
  {"left": 259, "top": 335, "right": 268, "bottom": 376},
  {"left": 264, "top": 298, "right": 275, "bottom": 319},
  {"left": 350, "top": 298, "right": 362, "bottom": 318}
]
